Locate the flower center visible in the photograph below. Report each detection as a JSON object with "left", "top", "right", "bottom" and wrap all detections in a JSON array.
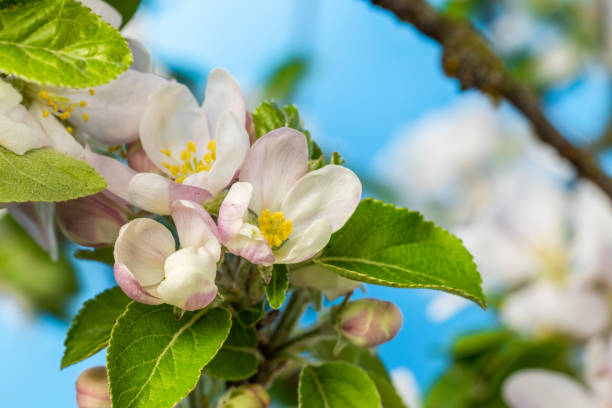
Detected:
[
  {"left": 160, "top": 140, "right": 216, "bottom": 184},
  {"left": 37, "top": 90, "right": 93, "bottom": 133},
  {"left": 258, "top": 209, "right": 292, "bottom": 248}
]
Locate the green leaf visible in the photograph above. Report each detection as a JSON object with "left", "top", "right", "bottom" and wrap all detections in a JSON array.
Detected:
[
  {"left": 263, "top": 55, "right": 310, "bottom": 103},
  {"left": 299, "top": 362, "right": 382, "bottom": 408},
  {"left": 102, "top": 0, "right": 141, "bottom": 28},
  {"left": 0, "top": 0, "right": 132, "bottom": 87},
  {"left": 314, "top": 199, "right": 486, "bottom": 308},
  {"left": 0, "top": 147, "right": 107, "bottom": 202},
  {"left": 73, "top": 246, "right": 114, "bottom": 265},
  {"left": 266, "top": 264, "right": 289, "bottom": 309},
  {"left": 205, "top": 316, "right": 259, "bottom": 380},
  {"left": 237, "top": 300, "right": 265, "bottom": 326},
  {"left": 369, "top": 374, "right": 408, "bottom": 408},
  {"left": 61, "top": 286, "right": 130, "bottom": 368},
  {"left": 0, "top": 214, "right": 77, "bottom": 316},
  {"left": 108, "top": 304, "right": 231, "bottom": 408}
]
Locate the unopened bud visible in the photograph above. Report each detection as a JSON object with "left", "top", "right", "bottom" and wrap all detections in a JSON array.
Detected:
[
  {"left": 338, "top": 298, "right": 402, "bottom": 348},
  {"left": 217, "top": 384, "right": 270, "bottom": 408},
  {"left": 126, "top": 141, "right": 163, "bottom": 174},
  {"left": 76, "top": 366, "right": 111, "bottom": 408},
  {"left": 56, "top": 190, "right": 131, "bottom": 247}
]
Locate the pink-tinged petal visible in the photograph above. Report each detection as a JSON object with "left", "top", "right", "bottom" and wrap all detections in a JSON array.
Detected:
[
  {"left": 126, "top": 38, "right": 152, "bottom": 73},
  {"left": 0, "top": 104, "right": 49, "bottom": 155},
  {"left": 56, "top": 191, "right": 130, "bottom": 248},
  {"left": 114, "top": 218, "right": 174, "bottom": 286},
  {"left": 200, "top": 111, "right": 249, "bottom": 195},
  {"left": 82, "top": 147, "right": 136, "bottom": 202},
  {"left": 171, "top": 200, "right": 220, "bottom": 258},
  {"left": 202, "top": 68, "right": 246, "bottom": 132},
  {"left": 239, "top": 127, "right": 308, "bottom": 214},
  {"left": 281, "top": 165, "right": 362, "bottom": 234},
  {"left": 126, "top": 141, "right": 162, "bottom": 174},
  {"left": 53, "top": 70, "right": 167, "bottom": 145},
  {"left": 114, "top": 263, "right": 162, "bottom": 305},
  {"left": 78, "top": 0, "right": 122, "bottom": 28},
  {"left": 75, "top": 366, "right": 111, "bottom": 408},
  {"left": 8, "top": 202, "right": 58, "bottom": 260},
  {"left": 225, "top": 223, "right": 274, "bottom": 265},
  {"left": 30, "top": 102, "right": 83, "bottom": 156},
  {"left": 503, "top": 370, "right": 596, "bottom": 408},
  {"left": 218, "top": 182, "right": 252, "bottom": 242},
  {"left": 157, "top": 247, "right": 218, "bottom": 311},
  {"left": 127, "top": 173, "right": 212, "bottom": 215},
  {"left": 140, "top": 82, "right": 210, "bottom": 176},
  {"left": 273, "top": 218, "right": 332, "bottom": 264}
]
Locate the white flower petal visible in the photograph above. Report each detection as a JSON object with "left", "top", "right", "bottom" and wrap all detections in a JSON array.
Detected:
[
  {"left": 54, "top": 70, "right": 167, "bottom": 145},
  {"left": 8, "top": 202, "right": 58, "bottom": 260},
  {"left": 282, "top": 165, "right": 362, "bottom": 234},
  {"left": 140, "top": 82, "right": 210, "bottom": 175},
  {"left": 274, "top": 218, "right": 332, "bottom": 264},
  {"left": 202, "top": 68, "right": 246, "bottom": 132},
  {"left": 290, "top": 264, "right": 360, "bottom": 300},
  {"left": 157, "top": 247, "right": 218, "bottom": 311},
  {"left": 0, "top": 104, "right": 49, "bottom": 155},
  {"left": 127, "top": 38, "right": 153, "bottom": 73},
  {"left": 503, "top": 369, "right": 596, "bottom": 408},
  {"left": 78, "top": 0, "right": 122, "bottom": 28},
  {"left": 114, "top": 218, "right": 175, "bottom": 287},
  {"left": 239, "top": 127, "right": 308, "bottom": 214},
  {"left": 82, "top": 147, "right": 136, "bottom": 202},
  {"left": 0, "top": 80, "right": 22, "bottom": 114},
  {"left": 30, "top": 102, "right": 83, "bottom": 156},
  {"left": 127, "top": 172, "right": 212, "bottom": 215},
  {"left": 171, "top": 200, "right": 220, "bottom": 259},
  {"left": 204, "top": 112, "right": 249, "bottom": 195},
  {"left": 114, "top": 263, "right": 162, "bottom": 305}
]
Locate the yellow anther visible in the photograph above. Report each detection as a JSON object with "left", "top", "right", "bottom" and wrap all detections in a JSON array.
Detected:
[
  {"left": 175, "top": 176, "right": 187, "bottom": 184},
  {"left": 89, "top": 89, "right": 95, "bottom": 96},
  {"left": 66, "top": 107, "right": 73, "bottom": 113},
  {"left": 59, "top": 111, "right": 71, "bottom": 120},
  {"left": 82, "top": 113, "right": 89, "bottom": 122},
  {"left": 80, "top": 100, "right": 87, "bottom": 107},
  {"left": 258, "top": 209, "right": 292, "bottom": 248},
  {"left": 180, "top": 150, "right": 191, "bottom": 161},
  {"left": 187, "top": 141, "right": 196, "bottom": 153},
  {"left": 207, "top": 140, "right": 216, "bottom": 152},
  {"left": 38, "top": 91, "right": 49, "bottom": 100},
  {"left": 204, "top": 153, "right": 213, "bottom": 164},
  {"left": 42, "top": 110, "right": 49, "bottom": 118},
  {"left": 66, "top": 126, "right": 73, "bottom": 134},
  {"left": 197, "top": 164, "right": 211, "bottom": 172},
  {"left": 160, "top": 148, "right": 171, "bottom": 157}
]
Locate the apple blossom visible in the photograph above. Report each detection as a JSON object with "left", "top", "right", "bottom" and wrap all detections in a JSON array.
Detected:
[
  {"left": 113, "top": 200, "right": 221, "bottom": 310},
  {"left": 130, "top": 68, "right": 249, "bottom": 213},
  {"left": 290, "top": 264, "right": 360, "bottom": 300},
  {"left": 218, "top": 127, "right": 361, "bottom": 265}
]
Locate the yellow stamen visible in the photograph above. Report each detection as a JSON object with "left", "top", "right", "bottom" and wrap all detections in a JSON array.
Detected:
[
  {"left": 204, "top": 153, "right": 213, "bottom": 164},
  {"left": 66, "top": 107, "right": 73, "bottom": 113},
  {"left": 258, "top": 209, "right": 292, "bottom": 248},
  {"left": 42, "top": 110, "right": 50, "bottom": 118},
  {"left": 89, "top": 89, "right": 95, "bottom": 96},
  {"left": 82, "top": 113, "right": 89, "bottom": 122},
  {"left": 160, "top": 148, "right": 171, "bottom": 157},
  {"left": 187, "top": 141, "right": 196, "bottom": 153},
  {"left": 66, "top": 126, "right": 73, "bottom": 134},
  {"left": 59, "top": 111, "right": 71, "bottom": 120},
  {"left": 79, "top": 100, "right": 87, "bottom": 107},
  {"left": 180, "top": 150, "right": 191, "bottom": 161},
  {"left": 207, "top": 140, "right": 216, "bottom": 152}
]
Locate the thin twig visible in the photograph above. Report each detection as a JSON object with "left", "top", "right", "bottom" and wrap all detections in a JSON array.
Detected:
[{"left": 371, "top": 0, "right": 612, "bottom": 200}]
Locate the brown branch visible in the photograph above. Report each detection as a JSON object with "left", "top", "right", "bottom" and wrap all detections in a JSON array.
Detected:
[{"left": 371, "top": 0, "right": 612, "bottom": 200}]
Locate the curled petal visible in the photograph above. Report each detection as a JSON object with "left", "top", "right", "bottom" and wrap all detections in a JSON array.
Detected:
[
  {"left": 186, "top": 111, "right": 249, "bottom": 195},
  {"left": 274, "top": 218, "right": 332, "bottom": 264},
  {"left": 157, "top": 247, "right": 218, "bottom": 311},
  {"left": 140, "top": 82, "right": 210, "bottom": 176},
  {"left": 126, "top": 141, "right": 162, "bottom": 174},
  {"left": 239, "top": 127, "right": 308, "bottom": 214},
  {"left": 171, "top": 200, "right": 220, "bottom": 259},
  {"left": 127, "top": 172, "right": 212, "bottom": 215},
  {"left": 8, "top": 202, "right": 58, "bottom": 259},
  {"left": 114, "top": 218, "right": 175, "bottom": 287},
  {"left": 82, "top": 147, "right": 136, "bottom": 202},
  {"left": 126, "top": 38, "right": 153, "bottom": 73},
  {"left": 0, "top": 103, "right": 48, "bottom": 155},
  {"left": 114, "top": 263, "right": 162, "bottom": 305},
  {"left": 202, "top": 68, "right": 246, "bottom": 132},
  {"left": 282, "top": 165, "right": 362, "bottom": 234},
  {"left": 503, "top": 369, "right": 596, "bottom": 408}
]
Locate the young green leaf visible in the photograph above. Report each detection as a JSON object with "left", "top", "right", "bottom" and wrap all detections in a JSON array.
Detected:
[
  {"left": 369, "top": 374, "right": 408, "bottom": 408},
  {"left": 0, "top": 147, "right": 107, "bottom": 202},
  {"left": 102, "top": 0, "right": 141, "bottom": 28},
  {"left": 315, "top": 199, "right": 486, "bottom": 308},
  {"left": 73, "top": 246, "right": 114, "bottom": 265},
  {"left": 108, "top": 304, "right": 231, "bottom": 408},
  {"left": 61, "top": 286, "right": 130, "bottom": 368},
  {"left": 205, "top": 316, "right": 259, "bottom": 380},
  {"left": 0, "top": 0, "right": 132, "bottom": 87},
  {"left": 237, "top": 300, "right": 265, "bottom": 326},
  {"left": 266, "top": 264, "right": 289, "bottom": 309},
  {"left": 299, "top": 362, "right": 382, "bottom": 408},
  {"left": 0, "top": 214, "right": 77, "bottom": 317}
]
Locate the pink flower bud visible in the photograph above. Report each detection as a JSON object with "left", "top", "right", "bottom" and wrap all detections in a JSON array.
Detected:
[
  {"left": 218, "top": 384, "right": 270, "bottom": 408},
  {"left": 126, "top": 141, "right": 163, "bottom": 174},
  {"left": 338, "top": 298, "right": 403, "bottom": 348},
  {"left": 56, "top": 190, "right": 131, "bottom": 247},
  {"left": 76, "top": 366, "right": 111, "bottom": 408}
]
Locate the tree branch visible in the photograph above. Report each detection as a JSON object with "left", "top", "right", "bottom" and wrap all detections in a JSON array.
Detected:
[{"left": 371, "top": 0, "right": 612, "bottom": 200}]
